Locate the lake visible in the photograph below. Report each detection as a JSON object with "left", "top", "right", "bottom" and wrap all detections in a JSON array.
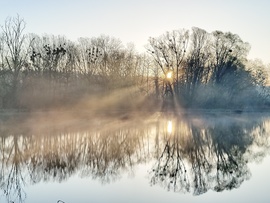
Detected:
[{"left": 1, "top": 111, "right": 270, "bottom": 203}]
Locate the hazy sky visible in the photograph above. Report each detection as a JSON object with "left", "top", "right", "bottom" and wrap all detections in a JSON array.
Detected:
[{"left": 0, "top": 0, "right": 269, "bottom": 63}]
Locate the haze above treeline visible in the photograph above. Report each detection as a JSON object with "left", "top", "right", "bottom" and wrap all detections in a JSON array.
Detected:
[{"left": 0, "top": 15, "right": 270, "bottom": 112}]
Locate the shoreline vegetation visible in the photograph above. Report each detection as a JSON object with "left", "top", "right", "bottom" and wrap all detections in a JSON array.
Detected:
[{"left": 1, "top": 15, "right": 270, "bottom": 113}]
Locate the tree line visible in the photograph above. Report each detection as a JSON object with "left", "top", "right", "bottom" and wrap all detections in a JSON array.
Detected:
[{"left": 0, "top": 15, "right": 269, "bottom": 110}]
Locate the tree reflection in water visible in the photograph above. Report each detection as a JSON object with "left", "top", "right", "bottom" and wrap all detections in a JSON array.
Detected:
[
  {"left": 0, "top": 113, "right": 270, "bottom": 202},
  {"left": 0, "top": 136, "right": 27, "bottom": 203},
  {"left": 149, "top": 113, "right": 269, "bottom": 195}
]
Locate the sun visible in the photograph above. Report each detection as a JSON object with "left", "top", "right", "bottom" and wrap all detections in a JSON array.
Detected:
[{"left": 166, "top": 71, "right": 172, "bottom": 79}]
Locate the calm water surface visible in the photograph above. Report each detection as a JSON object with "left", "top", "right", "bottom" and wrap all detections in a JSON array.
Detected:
[{"left": 1, "top": 112, "right": 270, "bottom": 203}]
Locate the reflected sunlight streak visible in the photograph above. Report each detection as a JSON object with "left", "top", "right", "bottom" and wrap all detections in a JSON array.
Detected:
[{"left": 167, "top": 120, "right": 173, "bottom": 134}]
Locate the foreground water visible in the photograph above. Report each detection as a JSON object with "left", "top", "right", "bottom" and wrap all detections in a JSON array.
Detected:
[{"left": 1, "top": 111, "right": 270, "bottom": 203}]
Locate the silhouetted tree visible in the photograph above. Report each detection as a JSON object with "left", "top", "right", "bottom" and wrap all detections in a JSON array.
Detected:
[
  {"left": 182, "top": 27, "right": 211, "bottom": 103},
  {"left": 147, "top": 29, "right": 189, "bottom": 96},
  {"left": 210, "top": 31, "right": 250, "bottom": 84}
]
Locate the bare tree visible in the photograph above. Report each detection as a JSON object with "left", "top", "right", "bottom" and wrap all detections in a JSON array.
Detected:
[
  {"left": 1, "top": 15, "right": 33, "bottom": 107},
  {"left": 183, "top": 27, "right": 211, "bottom": 102},
  {"left": 210, "top": 31, "right": 250, "bottom": 84},
  {"left": 76, "top": 37, "right": 102, "bottom": 87},
  {"left": 147, "top": 29, "right": 189, "bottom": 96}
]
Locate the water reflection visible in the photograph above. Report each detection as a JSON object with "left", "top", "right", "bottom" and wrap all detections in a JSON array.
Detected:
[
  {"left": 150, "top": 114, "right": 264, "bottom": 195},
  {"left": 0, "top": 113, "right": 270, "bottom": 202}
]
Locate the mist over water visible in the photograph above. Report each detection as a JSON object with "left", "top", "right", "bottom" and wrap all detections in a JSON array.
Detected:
[
  {"left": 1, "top": 14, "right": 270, "bottom": 203},
  {"left": 1, "top": 111, "right": 270, "bottom": 203}
]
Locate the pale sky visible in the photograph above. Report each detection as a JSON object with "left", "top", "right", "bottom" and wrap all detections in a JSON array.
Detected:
[{"left": 0, "top": 0, "right": 270, "bottom": 64}]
